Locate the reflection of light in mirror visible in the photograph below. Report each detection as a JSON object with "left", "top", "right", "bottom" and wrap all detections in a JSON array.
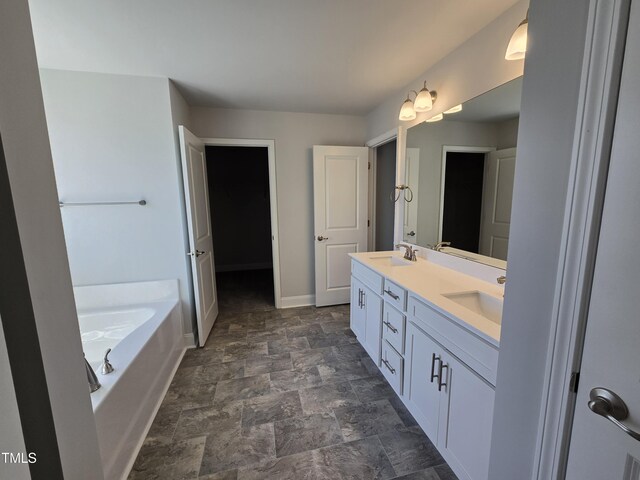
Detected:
[
  {"left": 425, "top": 113, "right": 443, "bottom": 123},
  {"left": 443, "top": 104, "right": 463, "bottom": 114}
]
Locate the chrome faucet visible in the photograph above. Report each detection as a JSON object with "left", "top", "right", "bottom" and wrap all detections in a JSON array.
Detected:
[
  {"left": 396, "top": 243, "right": 417, "bottom": 261},
  {"left": 497, "top": 276, "right": 507, "bottom": 285},
  {"left": 101, "top": 348, "right": 114, "bottom": 375},
  {"left": 84, "top": 354, "right": 101, "bottom": 393},
  {"left": 432, "top": 241, "right": 451, "bottom": 252}
]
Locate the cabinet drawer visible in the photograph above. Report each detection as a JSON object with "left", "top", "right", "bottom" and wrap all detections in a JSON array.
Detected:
[
  {"left": 381, "top": 341, "right": 404, "bottom": 395},
  {"left": 352, "top": 260, "right": 383, "bottom": 295},
  {"left": 383, "top": 278, "right": 407, "bottom": 311},
  {"left": 382, "top": 302, "right": 406, "bottom": 355},
  {"left": 408, "top": 297, "right": 499, "bottom": 385}
]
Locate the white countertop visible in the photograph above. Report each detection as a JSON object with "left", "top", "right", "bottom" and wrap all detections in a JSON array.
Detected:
[{"left": 350, "top": 251, "right": 503, "bottom": 346}]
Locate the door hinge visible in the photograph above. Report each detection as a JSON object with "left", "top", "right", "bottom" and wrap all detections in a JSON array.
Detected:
[
  {"left": 368, "top": 161, "right": 371, "bottom": 170},
  {"left": 367, "top": 220, "right": 370, "bottom": 227},
  {"left": 570, "top": 371, "right": 580, "bottom": 393}
]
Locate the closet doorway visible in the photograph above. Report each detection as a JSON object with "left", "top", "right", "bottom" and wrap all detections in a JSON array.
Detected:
[
  {"left": 370, "top": 139, "right": 397, "bottom": 251},
  {"left": 203, "top": 139, "right": 281, "bottom": 311}
]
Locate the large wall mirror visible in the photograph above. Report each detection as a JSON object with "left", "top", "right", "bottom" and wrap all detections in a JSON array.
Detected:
[{"left": 402, "top": 76, "right": 522, "bottom": 267}]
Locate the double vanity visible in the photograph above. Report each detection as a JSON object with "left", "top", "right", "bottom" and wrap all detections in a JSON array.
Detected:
[{"left": 349, "top": 249, "right": 503, "bottom": 480}]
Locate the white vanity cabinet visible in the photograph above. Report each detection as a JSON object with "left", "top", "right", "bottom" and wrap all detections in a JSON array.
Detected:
[
  {"left": 350, "top": 275, "right": 383, "bottom": 365},
  {"left": 349, "top": 255, "right": 500, "bottom": 480}
]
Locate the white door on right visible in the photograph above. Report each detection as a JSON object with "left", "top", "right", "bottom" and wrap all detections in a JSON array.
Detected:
[
  {"left": 565, "top": 3, "right": 640, "bottom": 477},
  {"left": 478, "top": 147, "right": 516, "bottom": 260}
]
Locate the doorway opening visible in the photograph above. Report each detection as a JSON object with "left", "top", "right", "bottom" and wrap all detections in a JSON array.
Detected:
[
  {"left": 204, "top": 142, "right": 280, "bottom": 312},
  {"left": 372, "top": 139, "right": 397, "bottom": 251},
  {"left": 440, "top": 151, "right": 486, "bottom": 253}
]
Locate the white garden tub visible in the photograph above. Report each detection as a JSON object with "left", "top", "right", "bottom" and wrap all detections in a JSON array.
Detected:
[{"left": 74, "top": 280, "right": 186, "bottom": 480}]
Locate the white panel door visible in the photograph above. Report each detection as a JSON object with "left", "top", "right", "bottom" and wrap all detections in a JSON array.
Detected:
[
  {"left": 478, "top": 148, "right": 516, "bottom": 260},
  {"left": 403, "top": 148, "right": 420, "bottom": 242},
  {"left": 313, "top": 146, "right": 369, "bottom": 306},
  {"left": 179, "top": 126, "right": 218, "bottom": 347},
  {"left": 565, "top": 4, "right": 640, "bottom": 477}
]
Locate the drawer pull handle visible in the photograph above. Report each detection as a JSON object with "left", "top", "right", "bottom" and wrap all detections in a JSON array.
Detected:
[
  {"left": 382, "top": 358, "right": 396, "bottom": 374},
  {"left": 384, "top": 289, "right": 400, "bottom": 300},
  {"left": 383, "top": 320, "right": 398, "bottom": 333},
  {"left": 358, "top": 289, "right": 363, "bottom": 308},
  {"left": 430, "top": 353, "right": 440, "bottom": 383},
  {"left": 438, "top": 361, "right": 448, "bottom": 392}
]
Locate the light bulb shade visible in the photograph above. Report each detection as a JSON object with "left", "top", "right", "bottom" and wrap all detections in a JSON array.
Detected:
[
  {"left": 399, "top": 98, "right": 416, "bottom": 121},
  {"left": 414, "top": 87, "right": 433, "bottom": 112},
  {"left": 505, "top": 20, "right": 528, "bottom": 60},
  {"left": 443, "top": 104, "right": 462, "bottom": 114},
  {"left": 426, "top": 113, "right": 443, "bottom": 123}
]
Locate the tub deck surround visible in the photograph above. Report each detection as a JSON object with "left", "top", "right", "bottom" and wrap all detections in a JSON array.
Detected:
[
  {"left": 128, "top": 281, "right": 458, "bottom": 480},
  {"left": 349, "top": 251, "right": 503, "bottom": 345},
  {"left": 74, "top": 280, "right": 185, "bottom": 480}
]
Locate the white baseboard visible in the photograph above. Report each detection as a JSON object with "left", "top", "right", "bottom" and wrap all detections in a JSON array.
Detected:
[
  {"left": 280, "top": 294, "right": 316, "bottom": 309},
  {"left": 183, "top": 333, "right": 195, "bottom": 348}
]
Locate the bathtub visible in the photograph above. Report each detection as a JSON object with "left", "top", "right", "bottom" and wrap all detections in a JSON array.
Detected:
[{"left": 74, "top": 280, "right": 186, "bottom": 480}]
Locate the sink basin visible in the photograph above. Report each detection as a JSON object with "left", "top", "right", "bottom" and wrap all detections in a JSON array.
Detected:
[
  {"left": 442, "top": 291, "right": 503, "bottom": 325},
  {"left": 368, "top": 256, "right": 413, "bottom": 267}
]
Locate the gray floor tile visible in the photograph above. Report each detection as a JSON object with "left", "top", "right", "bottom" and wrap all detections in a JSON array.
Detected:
[
  {"left": 269, "top": 366, "right": 323, "bottom": 393},
  {"left": 173, "top": 401, "right": 243, "bottom": 440},
  {"left": 223, "top": 341, "right": 269, "bottom": 362},
  {"left": 332, "top": 343, "right": 368, "bottom": 362},
  {"left": 242, "top": 390, "right": 303, "bottom": 428},
  {"left": 180, "top": 348, "right": 224, "bottom": 368},
  {"left": 163, "top": 382, "right": 217, "bottom": 410},
  {"left": 245, "top": 353, "right": 292, "bottom": 376},
  {"left": 267, "top": 337, "right": 309, "bottom": 355},
  {"left": 236, "top": 449, "right": 317, "bottom": 480},
  {"left": 317, "top": 359, "right": 371, "bottom": 383},
  {"left": 274, "top": 412, "right": 343, "bottom": 457},
  {"left": 350, "top": 375, "right": 396, "bottom": 402},
  {"left": 314, "top": 436, "right": 396, "bottom": 480},
  {"left": 299, "top": 381, "right": 360, "bottom": 414},
  {"left": 199, "top": 469, "right": 238, "bottom": 480},
  {"left": 214, "top": 374, "right": 271, "bottom": 404},
  {"left": 199, "top": 424, "right": 276, "bottom": 475},
  {"left": 307, "top": 331, "right": 356, "bottom": 349},
  {"left": 192, "top": 360, "right": 245, "bottom": 385},
  {"left": 433, "top": 463, "right": 459, "bottom": 480},
  {"left": 378, "top": 426, "right": 445, "bottom": 476},
  {"left": 286, "top": 323, "right": 324, "bottom": 338},
  {"left": 247, "top": 328, "right": 287, "bottom": 343},
  {"left": 334, "top": 399, "right": 405, "bottom": 441},
  {"left": 128, "top": 436, "right": 206, "bottom": 480},
  {"left": 143, "top": 405, "right": 181, "bottom": 448},
  {"left": 388, "top": 394, "right": 418, "bottom": 427},
  {"left": 290, "top": 347, "right": 337, "bottom": 369},
  {"left": 391, "top": 468, "right": 442, "bottom": 480}
]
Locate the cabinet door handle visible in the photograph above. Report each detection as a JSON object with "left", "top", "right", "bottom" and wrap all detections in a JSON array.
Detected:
[
  {"left": 384, "top": 289, "right": 399, "bottom": 300},
  {"left": 438, "top": 361, "right": 448, "bottom": 392},
  {"left": 382, "top": 357, "right": 396, "bottom": 374},
  {"left": 430, "top": 353, "right": 440, "bottom": 383},
  {"left": 383, "top": 320, "right": 398, "bottom": 333},
  {"left": 361, "top": 290, "right": 366, "bottom": 308},
  {"left": 357, "top": 289, "right": 362, "bottom": 307}
]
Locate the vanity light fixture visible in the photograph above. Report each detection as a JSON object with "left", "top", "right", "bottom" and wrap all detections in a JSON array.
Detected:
[
  {"left": 505, "top": 10, "right": 528, "bottom": 60},
  {"left": 398, "top": 81, "right": 437, "bottom": 121},
  {"left": 443, "top": 104, "right": 462, "bottom": 114},
  {"left": 425, "top": 113, "right": 443, "bottom": 123}
]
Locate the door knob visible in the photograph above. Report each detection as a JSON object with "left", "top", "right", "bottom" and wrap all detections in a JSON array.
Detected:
[
  {"left": 407, "top": 231, "right": 416, "bottom": 237},
  {"left": 317, "top": 235, "right": 329, "bottom": 241},
  {"left": 588, "top": 387, "right": 640, "bottom": 441},
  {"left": 187, "top": 250, "right": 205, "bottom": 257}
]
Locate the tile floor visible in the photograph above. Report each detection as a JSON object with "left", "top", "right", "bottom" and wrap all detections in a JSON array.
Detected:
[{"left": 129, "top": 270, "right": 458, "bottom": 479}]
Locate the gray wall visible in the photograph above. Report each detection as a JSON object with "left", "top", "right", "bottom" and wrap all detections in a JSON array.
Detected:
[
  {"left": 40, "top": 69, "right": 195, "bottom": 338},
  {"left": 190, "top": 107, "right": 366, "bottom": 302},
  {"left": 489, "top": 0, "right": 592, "bottom": 478},
  {"left": 496, "top": 117, "right": 520, "bottom": 149},
  {"left": 0, "top": 1, "right": 104, "bottom": 477},
  {"left": 375, "top": 140, "right": 397, "bottom": 251}
]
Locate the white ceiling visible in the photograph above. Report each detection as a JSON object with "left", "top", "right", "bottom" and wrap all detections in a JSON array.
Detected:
[{"left": 28, "top": 0, "right": 520, "bottom": 115}]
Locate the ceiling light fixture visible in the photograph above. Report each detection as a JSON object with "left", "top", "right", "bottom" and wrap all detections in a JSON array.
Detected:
[
  {"left": 443, "top": 104, "right": 462, "bottom": 114},
  {"left": 425, "top": 113, "right": 443, "bottom": 123},
  {"left": 505, "top": 10, "right": 528, "bottom": 60},
  {"left": 398, "top": 81, "right": 437, "bottom": 121}
]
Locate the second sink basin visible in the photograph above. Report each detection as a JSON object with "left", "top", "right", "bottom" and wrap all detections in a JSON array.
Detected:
[
  {"left": 442, "top": 290, "right": 503, "bottom": 325},
  {"left": 368, "top": 256, "right": 413, "bottom": 267}
]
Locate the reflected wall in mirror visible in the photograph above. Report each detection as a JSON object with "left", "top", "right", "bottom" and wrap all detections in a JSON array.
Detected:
[{"left": 403, "top": 77, "right": 522, "bottom": 266}]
